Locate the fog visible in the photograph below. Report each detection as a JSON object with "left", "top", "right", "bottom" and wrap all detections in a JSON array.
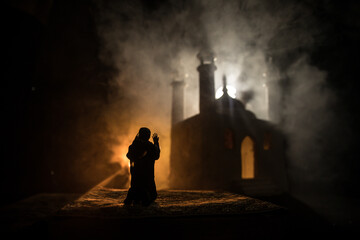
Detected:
[
  {"left": 94, "top": 0, "right": 347, "bottom": 196},
  {"left": 2, "top": 0, "right": 358, "bottom": 225}
]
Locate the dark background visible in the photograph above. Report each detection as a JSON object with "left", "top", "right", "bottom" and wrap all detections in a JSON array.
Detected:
[
  {"left": 2, "top": 0, "right": 121, "bottom": 205},
  {"left": 1, "top": 0, "right": 359, "bottom": 223}
]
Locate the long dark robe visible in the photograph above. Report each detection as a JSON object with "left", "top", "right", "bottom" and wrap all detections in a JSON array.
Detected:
[{"left": 126, "top": 137, "right": 160, "bottom": 204}]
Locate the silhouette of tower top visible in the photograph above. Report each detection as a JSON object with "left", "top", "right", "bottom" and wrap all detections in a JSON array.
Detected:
[
  {"left": 197, "top": 49, "right": 216, "bottom": 65},
  {"left": 222, "top": 74, "right": 228, "bottom": 96}
]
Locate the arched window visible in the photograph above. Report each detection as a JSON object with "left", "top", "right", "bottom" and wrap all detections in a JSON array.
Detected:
[{"left": 241, "top": 136, "right": 255, "bottom": 179}]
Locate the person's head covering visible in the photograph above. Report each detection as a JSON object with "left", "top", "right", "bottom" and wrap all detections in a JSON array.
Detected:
[{"left": 138, "top": 127, "right": 151, "bottom": 140}]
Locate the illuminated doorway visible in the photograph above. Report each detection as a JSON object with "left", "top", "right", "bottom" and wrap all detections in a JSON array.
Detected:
[{"left": 241, "top": 136, "right": 255, "bottom": 179}]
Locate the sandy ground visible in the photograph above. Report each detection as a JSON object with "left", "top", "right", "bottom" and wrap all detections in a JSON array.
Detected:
[
  {"left": 60, "top": 187, "right": 282, "bottom": 218},
  {"left": 0, "top": 187, "right": 358, "bottom": 239}
]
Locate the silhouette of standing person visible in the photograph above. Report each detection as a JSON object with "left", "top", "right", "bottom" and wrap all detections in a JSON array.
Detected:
[{"left": 124, "top": 127, "right": 160, "bottom": 206}]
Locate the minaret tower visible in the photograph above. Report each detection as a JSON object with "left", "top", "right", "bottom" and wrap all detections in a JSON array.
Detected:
[
  {"left": 197, "top": 49, "right": 217, "bottom": 114},
  {"left": 171, "top": 79, "right": 185, "bottom": 125}
]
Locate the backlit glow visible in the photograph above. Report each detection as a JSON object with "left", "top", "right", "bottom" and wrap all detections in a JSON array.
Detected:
[{"left": 215, "top": 85, "right": 236, "bottom": 99}]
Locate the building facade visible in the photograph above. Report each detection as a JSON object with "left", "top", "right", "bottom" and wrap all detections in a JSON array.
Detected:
[{"left": 170, "top": 50, "right": 288, "bottom": 196}]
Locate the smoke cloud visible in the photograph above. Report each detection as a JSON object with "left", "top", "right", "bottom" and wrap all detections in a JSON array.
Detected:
[
  {"left": 94, "top": 0, "right": 344, "bottom": 194},
  {"left": 283, "top": 56, "right": 342, "bottom": 183}
]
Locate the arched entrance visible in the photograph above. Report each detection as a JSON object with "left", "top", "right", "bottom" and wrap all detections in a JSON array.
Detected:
[{"left": 241, "top": 136, "right": 255, "bottom": 179}]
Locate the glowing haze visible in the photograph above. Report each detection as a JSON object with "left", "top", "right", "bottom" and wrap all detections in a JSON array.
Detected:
[
  {"left": 215, "top": 85, "right": 237, "bottom": 99},
  {"left": 95, "top": 0, "right": 339, "bottom": 190}
]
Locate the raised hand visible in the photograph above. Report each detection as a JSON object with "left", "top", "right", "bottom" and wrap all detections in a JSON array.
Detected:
[{"left": 152, "top": 133, "right": 159, "bottom": 142}]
